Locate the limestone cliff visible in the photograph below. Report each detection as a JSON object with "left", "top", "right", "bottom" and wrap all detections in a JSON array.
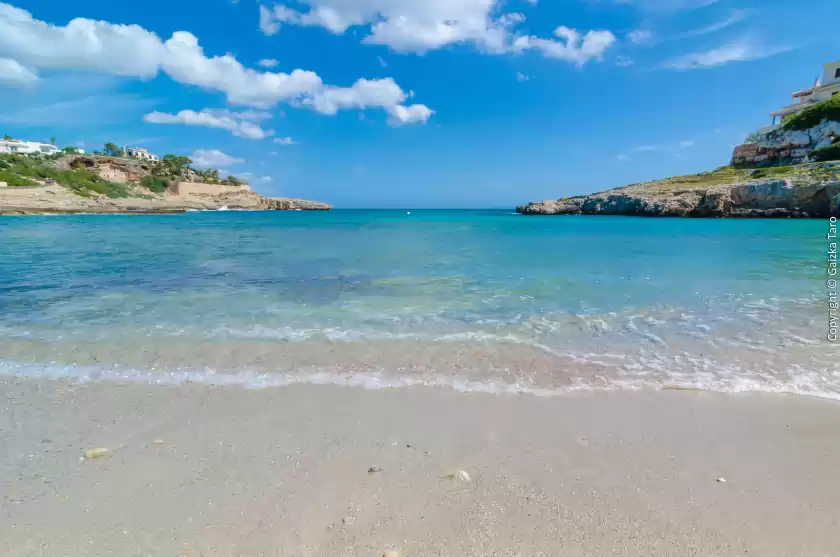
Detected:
[
  {"left": 517, "top": 163, "right": 840, "bottom": 218},
  {"left": 0, "top": 155, "right": 332, "bottom": 215}
]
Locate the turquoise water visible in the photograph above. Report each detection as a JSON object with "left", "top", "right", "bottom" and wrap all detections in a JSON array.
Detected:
[{"left": 1, "top": 210, "right": 838, "bottom": 398}]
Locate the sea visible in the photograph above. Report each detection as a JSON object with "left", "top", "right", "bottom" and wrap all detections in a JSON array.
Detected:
[{"left": 1, "top": 210, "right": 838, "bottom": 399}]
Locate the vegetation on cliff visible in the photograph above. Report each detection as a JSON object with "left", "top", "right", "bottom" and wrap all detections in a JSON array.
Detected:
[
  {"left": 614, "top": 162, "right": 837, "bottom": 193},
  {"left": 1, "top": 144, "right": 245, "bottom": 199},
  {"left": 783, "top": 95, "right": 840, "bottom": 132}
]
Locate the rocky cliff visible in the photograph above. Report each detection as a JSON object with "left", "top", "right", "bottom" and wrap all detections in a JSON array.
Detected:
[
  {"left": 0, "top": 155, "right": 332, "bottom": 215},
  {"left": 517, "top": 163, "right": 840, "bottom": 218}
]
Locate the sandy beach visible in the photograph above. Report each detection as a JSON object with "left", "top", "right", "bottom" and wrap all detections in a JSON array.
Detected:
[{"left": 3, "top": 377, "right": 839, "bottom": 557}]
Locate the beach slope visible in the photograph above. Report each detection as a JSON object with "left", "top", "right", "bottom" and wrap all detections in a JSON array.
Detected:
[{"left": 3, "top": 378, "right": 839, "bottom": 557}]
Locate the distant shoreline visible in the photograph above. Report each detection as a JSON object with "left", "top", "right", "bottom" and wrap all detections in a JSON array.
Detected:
[{"left": 518, "top": 162, "right": 840, "bottom": 218}]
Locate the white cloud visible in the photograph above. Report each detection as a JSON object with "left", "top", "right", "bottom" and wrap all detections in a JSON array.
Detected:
[
  {"left": 524, "top": 27, "right": 616, "bottom": 65},
  {"left": 663, "top": 40, "right": 790, "bottom": 70},
  {"left": 679, "top": 139, "right": 695, "bottom": 147},
  {"left": 387, "top": 103, "right": 434, "bottom": 126},
  {"left": 191, "top": 149, "right": 244, "bottom": 169},
  {"left": 258, "top": 58, "right": 280, "bottom": 67},
  {"left": 377, "top": 56, "right": 388, "bottom": 68},
  {"left": 259, "top": 5, "right": 282, "bottom": 35},
  {"left": 616, "top": 0, "right": 721, "bottom": 12},
  {"left": 627, "top": 29, "right": 652, "bottom": 44},
  {"left": 616, "top": 153, "right": 629, "bottom": 162},
  {"left": 302, "top": 77, "right": 433, "bottom": 125},
  {"left": 0, "top": 57, "right": 37, "bottom": 85},
  {"left": 0, "top": 3, "right": 432, "bottom": 124},
  {"left": 259, "top": 175, "right": 273, "bottom": 182},
  {"left": 274, "top": 136, "right": 296, "bottom": 145},
  {"left": 0, "top": 4, "right": 166, "bottom": 77},
  {"left": 516, "top": 72, "right": 531, "bottom": 82},
  {"left": 675, "top": 9, "right": 753, "bottom": 39},
  {"left": 258, "top": 1, "right": 615, "bottom": 63},
  {"left": 615, "top": 55, "right": 634, "bottom": 67},
  {"left": 144, "top": 109, "right": 276, "bottom": 140}
]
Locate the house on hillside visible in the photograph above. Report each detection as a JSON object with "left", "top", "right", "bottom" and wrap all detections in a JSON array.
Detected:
[
  {"left": 0, "top": 139, "right": 60, "bottom": 156},
  {"left": 124, "top": 146, "right": 159, "bottom": 161},
  {"left": 769, "top": 60, "right": 840, "bottom": 126}
]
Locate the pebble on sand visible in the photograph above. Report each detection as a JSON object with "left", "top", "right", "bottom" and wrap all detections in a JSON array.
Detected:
[
  {"left": 382, "top": 551, "right": 401, "bottom": 557},
  {"left": 716, "top": 477, "right": 727, "bottom": 483},
  {"left": 368, "top": 466, "right": 383, "bottom": 474},
  {"left": 84, "top": 448, "right": 109, "bottom": 460}
]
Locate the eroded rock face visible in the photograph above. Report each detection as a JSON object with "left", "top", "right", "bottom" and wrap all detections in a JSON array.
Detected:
[
  {"left": 263, "top": 198, "right": 333, "bottom": 211},
  {"left": 517, "top": 179, "right": 840, "bottom": 218},
  {"left": 732, "top": 120, "right": 840, "bottom": 166}
]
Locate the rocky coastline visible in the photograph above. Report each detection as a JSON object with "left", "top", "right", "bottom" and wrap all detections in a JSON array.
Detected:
[
  {"left": 518, "top": 164, "right": 840, "bottom": 218},
  {"left": 0, "top": 155, "right": 332, "bottom": 215}
]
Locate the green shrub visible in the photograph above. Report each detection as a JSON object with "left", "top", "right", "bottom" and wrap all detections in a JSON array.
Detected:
[
  {"left": 0, "top": 170, "right": 39, "bottom": 187},
  {"left": 783, "top": 95, "right": 840, "bottom": 131},
  {"left": 140, "top": 175, "right": 169, "bottom": 193},
  {"left": 810, "top": 143, "right": 840, "bottom": 162}
]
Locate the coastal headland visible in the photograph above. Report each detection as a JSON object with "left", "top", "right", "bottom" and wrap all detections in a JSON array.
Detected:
[
  {"left": 519, "top": 95, "right": 840, "bottom": 218},
  {"left": 0, "top": 154, "right": 331, "bottom": 215}
]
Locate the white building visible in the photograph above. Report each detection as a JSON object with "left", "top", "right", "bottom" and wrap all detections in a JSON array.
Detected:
[
  {"left": 769, "top": 60, "right": 840, "bottom": 125},
  {"left": 124, "top": 146, "right": 159, "bottom": 161},
  {"left": 0, "top": 139, "right": 60, "bottom": 156}
]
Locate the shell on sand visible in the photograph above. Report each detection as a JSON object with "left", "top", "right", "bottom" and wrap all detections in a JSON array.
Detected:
[{"left": 84, "top": 448, "right": 109, "bottom": 459}]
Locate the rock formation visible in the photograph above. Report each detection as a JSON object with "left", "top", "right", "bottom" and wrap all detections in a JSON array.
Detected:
[
  {"left": 0, "top": 155, "right": 332, "bottom": 215},
  {"left": 732, "top": 120, "right": 840, "bottom": 167},
  {"left": 517, "top": 164, "right": 840, "bottom": 218}
]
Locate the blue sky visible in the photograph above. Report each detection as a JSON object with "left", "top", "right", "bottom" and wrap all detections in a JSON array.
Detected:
[{"left": 0, "top": 0, "right": 838, "bottom": 208}]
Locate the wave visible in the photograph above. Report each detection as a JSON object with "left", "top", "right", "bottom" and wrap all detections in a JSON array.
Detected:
[{"left": 1, "top": 359, "right": 839, "bottom": 402}]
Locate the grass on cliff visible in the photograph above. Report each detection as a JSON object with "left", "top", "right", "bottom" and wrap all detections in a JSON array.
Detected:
[
  {"left": 0, "top": 169, "right": 39, "bottom": 187},
  {"left": 619, "top": 163, "right": 839, "bottom": 193},
  {"left": 0, "top": 154, "right": 135, "bottom": 198}
]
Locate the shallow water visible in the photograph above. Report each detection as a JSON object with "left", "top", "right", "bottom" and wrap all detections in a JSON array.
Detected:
[{"left": 1, "top": 210, "right": 838, "bottom": 398}]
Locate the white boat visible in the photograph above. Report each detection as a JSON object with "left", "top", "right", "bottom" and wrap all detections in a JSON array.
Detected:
[{"left": 217, "top": 205, "right": 230, "bottom": 211}]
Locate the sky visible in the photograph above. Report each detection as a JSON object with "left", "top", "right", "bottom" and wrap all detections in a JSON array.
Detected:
[{"left": 0, "top": 0, "right": 838, "bottom": 208}]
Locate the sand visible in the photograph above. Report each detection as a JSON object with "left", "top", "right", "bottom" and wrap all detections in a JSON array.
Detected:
[{"left": 2, "top": 377, "right": 840, "bottom": 556}]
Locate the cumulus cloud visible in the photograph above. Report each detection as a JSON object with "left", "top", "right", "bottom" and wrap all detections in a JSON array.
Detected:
[
  {"left": 258, "top": 0, "right": 615, "bottom": 63},
  {"left": 663, "top": 40, "right": 791, "bottom": 70},
  {"left": 524, "top": 27, "right": 616, "bottom": 65},
  {"left": 258, "top": 58, "right": 280, "bottom": 67},
  {"left": 191, "top": 149, "right": 244, "bottom": 169},
  {"left": 0, "top": 3, "right": 432, "bottom": 124},
  {"left": 387, "top": 103, "right": 434, "bottom": 126},
  {"left": 144, "top": 108, "right": 276, "bottom": 139},
  {"left": 0, "top": 57, "right": 37, "bottom": 85},
  {"left": 301, "top": 77, "right": 433, "bottom": 125},
  {"left": 274, "top": 136, "right": 295, "bottom": 145}
]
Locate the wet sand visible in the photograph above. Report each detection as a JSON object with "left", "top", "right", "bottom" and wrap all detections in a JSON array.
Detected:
[{"left": 2, "top": 377, "right": 840, "bottom": 556}]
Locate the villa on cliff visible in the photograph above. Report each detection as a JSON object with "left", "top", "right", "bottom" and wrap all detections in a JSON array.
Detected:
[
  {"left": 768, "top": 60, "right": 840, "bottom": 126},
  {"left": 0, "top": 139, "right": 60, "bottom": 156},
  {"left": 124, "top": 146, "right": 159, "bottom": 161}
]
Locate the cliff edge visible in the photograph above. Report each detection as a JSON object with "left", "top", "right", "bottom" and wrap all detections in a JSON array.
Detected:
[
  {"left": 518, "top": 163, "right": 840, "bottom": 218},
  {"left": 0, "top": 155, "right": 332, "bottom": 215}
]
